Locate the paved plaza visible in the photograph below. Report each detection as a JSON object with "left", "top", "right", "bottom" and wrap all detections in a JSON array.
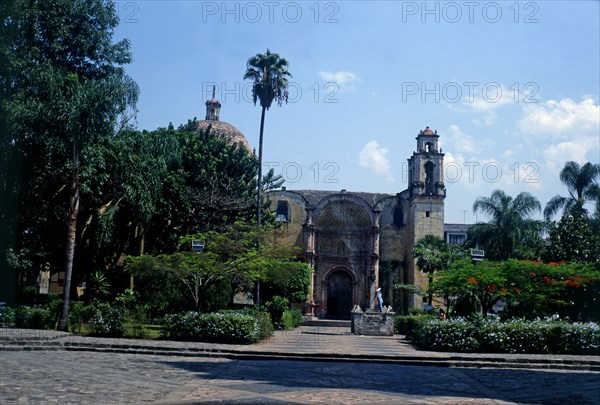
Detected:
[{"left": 1, "top": 325, "right": 599, "bottom": 404}]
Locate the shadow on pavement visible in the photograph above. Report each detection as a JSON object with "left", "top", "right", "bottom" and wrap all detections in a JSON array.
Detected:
[{"left": 151, "top": 358, "right": 600, "bottom": 404}]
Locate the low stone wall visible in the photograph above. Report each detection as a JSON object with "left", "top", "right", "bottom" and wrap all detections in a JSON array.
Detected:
[{"left": 350, "top": 306, "right": 395, "bottom": 336}]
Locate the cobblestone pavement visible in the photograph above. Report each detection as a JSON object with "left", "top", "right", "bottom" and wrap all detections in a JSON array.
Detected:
[
  {"left": 1, "top": 349, "right": 599, "bottom": 405},
  {"left": 2, "top": 326, "right": 599, "bottom": 404}
]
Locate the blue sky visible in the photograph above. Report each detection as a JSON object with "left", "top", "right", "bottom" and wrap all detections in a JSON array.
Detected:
[{"left": 114, "top": 0, "right": 600, "bottom": 224}]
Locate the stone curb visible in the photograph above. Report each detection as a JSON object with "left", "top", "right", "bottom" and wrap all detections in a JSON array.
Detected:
[{"left": 2, "top": 338, "right": 599, "bottom": 371}]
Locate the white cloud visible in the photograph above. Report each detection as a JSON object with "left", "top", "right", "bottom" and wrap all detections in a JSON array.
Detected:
[
  {"left": 318, "top": 70, "right": 360, "bottom": 90},
  {"left": 471, "top": 111, "right": 499, "bottom": 126},
  {"left": 519, "top": 97, "right": 600, "bottom": 137},
  {"left": 543, "top": 142, "right": 587, "bottom": 167},
  {"left": 542, "top": 137, "right": 598, "bottom": 177},
  {"left": 448, "top": 83, "right": 519, "bottom": 126},
  {"left": 445, "top": 124, "right": 478, "bottom": 154},
  {"left": 443, "top": 151, "right": 545, "bottom": 194},
  {"left": 503, "top": 144, "right": 523, "bottom": 158},
  {"left": 358, "top": 141, "right": 393, "bottom": 182}
]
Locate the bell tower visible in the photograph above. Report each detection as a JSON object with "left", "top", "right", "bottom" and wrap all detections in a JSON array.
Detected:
[
  {"left": 408, "top": 126, "right": 445, "bottom": 197},
  {"left": 406, "top": 126, "right": 446, "bottom": 308},
  {"left": 205, "top": 85, "right": 221, "bottom": 121}
]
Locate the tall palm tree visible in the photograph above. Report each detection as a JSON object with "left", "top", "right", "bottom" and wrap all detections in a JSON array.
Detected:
[
  {"left": 243, "top": 50, "right": 292, "bottom": 228},
  {"left": 469, "top": 190, "right": 543, "bottom": 260},
  {"left": 413, "top": 235, "right": 446, "bottom": 305},
  {"left": 544, "top": 161, "right": 600, "bottom": 220},
  {"left": 413, "top": 235, "right": 446, "bottom": 275}
]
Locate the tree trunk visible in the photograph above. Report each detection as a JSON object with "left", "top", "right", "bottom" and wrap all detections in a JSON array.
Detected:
[
  {"left": 256, "top": 106, "right": 266, "bottom": 228},
  {"left": 255, "top": 106, "right": 266, "bottom": 307},
  {"left": 131, "top": 223, "right": 145, "bottom": 290},
  {"left": 58, "top": 143, "right": 80, "bottom": 331}
]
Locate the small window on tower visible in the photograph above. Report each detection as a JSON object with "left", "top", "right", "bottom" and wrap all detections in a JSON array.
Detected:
[
  {"left": 425, "top": 211, "right": 431, "bottom": 217},
  {"left": 275, "top": 200, "right": 289, "bottom": 222}
]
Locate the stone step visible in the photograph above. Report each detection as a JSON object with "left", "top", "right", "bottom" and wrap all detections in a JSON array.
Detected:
[{"left": 302, "top": 319, "right": 351, "bottom": 328}]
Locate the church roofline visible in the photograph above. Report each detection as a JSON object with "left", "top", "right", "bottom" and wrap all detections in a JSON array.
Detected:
[{"left": 265, "top": 189, "right": 397, "bottom": 209}]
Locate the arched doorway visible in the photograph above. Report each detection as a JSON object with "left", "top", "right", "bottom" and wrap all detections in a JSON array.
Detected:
[{"left": 326, "top": 270, "right": 353, "bottom": 319}]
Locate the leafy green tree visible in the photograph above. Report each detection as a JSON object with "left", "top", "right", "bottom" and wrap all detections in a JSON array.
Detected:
[
  {"left": 1, "top": 0, "right": 139, "bottom": 329},
  {"left": 180, "top": 121, "right": 259, "bottom": 232},
  {"left": 126, "top": 223, "right": 287, "bottom": 312},
  {"left": 544, "top": 161, "right": 600, "bottom": 220},
  {"left": 468, "top": 190, "right": 544, "bottom": 260},
  {"left": 283, "top": 262, "right": 311, "bottom": 304},
  {"left": 413, "top": 235, "right": 448, "bottom": 274},
  {"left": 545, "top": 215, "right": 600, "bottom": 263},
  {"left": 412, "top": 235, "right": 462, "bottom": 305},
  {"left": 143, "top": 122, "right": 259, "bottom": 254},
  {"left": 429, "top": 259, "right": 597, "bottom": 319},
  {"left": 78, "top": 128, "right": 177, "bottom": 277},
  {"left": 243, "top": 50, "right": 292, "bottom": 227},
  {"left": 126, "top": 222, "right": 305, "bottom": 312},
  {"left": 263, "top": 260, "right": 311, "bottom": 304}
]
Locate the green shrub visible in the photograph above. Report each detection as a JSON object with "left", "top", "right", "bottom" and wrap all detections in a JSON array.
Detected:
[
  {"left": 0, "top": 302, "right": 15, "bottom": 326},
  {"left": 28, "top": 307, "right": 53, "bottom": 329},
  {"left": 124, "top": 304, "right": 150, "bottom": 339},
  {"left": 68, "top": 301, "right": 94, "bottom": 333},
  {"left": 395, "top": 315, "right": 436, "bottom": 339},
  {"left": 89, "top": 302, "right": 125, "bottom": 337},
  {"left": 418, "top": 318, "right": 479, "bottom": 352},
  {"left": 266, "top": 296, "right": 289, "bottom": 328},
  {"left": 561, "top": 322, "right": 600, "bottom": 355},
  {"left": 14, "top": 306, "right": 29, "bottom": 327},
  {"left": 14, "top": 305, "right": 54, "bottom": 329},
  {"left": 161, "top": 311, "right": 262, "bottom": 344},
  {"left": 255, "top": 310, "right": 274, "bottom": 340},
  {"left": 408, "top": 308, "right": 430, "bottom": 316},
  {"left": 220, "top": 308, "right": 273, "bottom": 340},
  {"left": 407, "top": 317, "right": 600, "bottom": 354},
  {"left": 281, "top": 309, "right": 303, "bottom": 330}
]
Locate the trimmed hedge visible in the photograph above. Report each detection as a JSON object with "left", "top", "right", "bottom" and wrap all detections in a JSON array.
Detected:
[
  {"left": 403, "top": 316, "right": 599, "bottom": 355},
  {"left": 395, "top": 314, "right": 437, "bottom": 340},
  {"left": 161, "top": 311, "right": 270, "bottom": 344},
  {"left": 220, "top": 308, "right": 273, "bottom": 341}
]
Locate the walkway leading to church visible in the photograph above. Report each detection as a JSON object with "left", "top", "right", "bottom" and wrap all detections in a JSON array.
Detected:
[{"left": 1, "top": 323, "right": 599, "bottom": 404}]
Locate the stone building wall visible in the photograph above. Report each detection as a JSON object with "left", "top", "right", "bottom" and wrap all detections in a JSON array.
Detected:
[{"left": 264, "top": 127, "right": 446, "bottom": 317}]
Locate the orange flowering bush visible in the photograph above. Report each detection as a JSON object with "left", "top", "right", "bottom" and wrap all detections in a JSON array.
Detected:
[{"left": 430, "top": 259, "right": 597, "bottom": 319}]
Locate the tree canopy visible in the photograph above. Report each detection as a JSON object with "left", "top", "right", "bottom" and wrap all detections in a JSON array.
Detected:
[
  {"left": 467, "top": 190, "right": 544, "bottom": 261},
  {"left": 126, "top": 222, "right": 308, "bottom": 312},
  {"left": 1, "top": 1, "right": 139, "bottom": 326},
  {"left": 430, "top": 259, "right": 598, "bottom": 319},
  {"left": 544, "top": 161, "right": 600, "bottom": 220},
  {"left": 244, "top": 49, "right": 292, "bottom": 110}
]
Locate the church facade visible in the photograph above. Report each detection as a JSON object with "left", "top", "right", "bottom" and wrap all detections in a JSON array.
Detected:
[
  {"left": 197, "top": 92, "right": 446, "bottom": 317},
  {"left": 265, "top": 128, "right": 446, "bottom": 317}
]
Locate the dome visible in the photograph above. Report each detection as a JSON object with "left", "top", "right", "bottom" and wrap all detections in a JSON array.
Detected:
[
  {"left": 196, "top": 119, "right": 252, "bottom": 153},
  {"left": 422, "top": 126, "right": 434, "bottom": 135},
  {"left": 198, "top": 85, "right": 252, "bottom": 153}
]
